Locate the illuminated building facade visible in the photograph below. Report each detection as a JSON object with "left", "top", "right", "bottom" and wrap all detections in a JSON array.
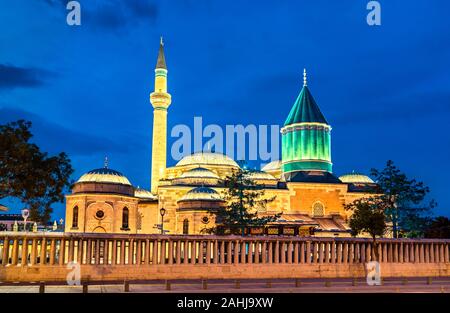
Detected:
[{"left": 65, "top": 41, "right": 378, "bottom": 237}]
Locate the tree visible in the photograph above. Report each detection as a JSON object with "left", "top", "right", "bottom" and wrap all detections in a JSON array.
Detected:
[
  {"left": 345, "top": 197, "right": 387, "bottom": 261},
  {"left": 211, "top": 167, "right": 281, "bottom": 235},
  {"left": 370, "top": 160, "right": 435, "bottom": 238},
  {"left": 0, "top": 120, "right": 74, "bottom": 223},
  {"left": 424, "top": 216, "right": 450, "bottom": 239}
]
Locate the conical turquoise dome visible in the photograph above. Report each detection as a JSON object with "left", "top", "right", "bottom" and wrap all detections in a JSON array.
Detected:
[{"left": 281, "top": 82, "right": 332, "bottom": 177}]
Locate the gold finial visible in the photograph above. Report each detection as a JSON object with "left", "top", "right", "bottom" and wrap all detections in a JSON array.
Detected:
[
  {"left": 303, "top": 68, "right": 307, "bottom": 87},
  {"left": 104, "top": 156, "right": 108, "bottom": 169}
]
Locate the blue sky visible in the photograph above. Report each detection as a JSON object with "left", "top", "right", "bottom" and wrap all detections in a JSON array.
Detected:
[{"left": 1, "top": 0, "right": 449, "bottom": 219}]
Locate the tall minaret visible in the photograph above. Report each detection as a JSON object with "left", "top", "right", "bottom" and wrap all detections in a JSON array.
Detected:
[{"left": 150, "top": 37, "right": 171, "bottom": 193}]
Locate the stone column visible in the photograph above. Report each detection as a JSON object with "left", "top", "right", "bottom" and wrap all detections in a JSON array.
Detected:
[
  {"left": 280, "top": 242, "right": 285, "bottom": 264},
  {"left": 337, "top": 242, "right": 342, "bottom": 264},
  {"left": 227, "top": 241, "right": 232, "bottom": 264},
  {"left": 213, "top": 239, "right": 222, "bottom": 264},
  {"left": 11, "top": 238, "right": 18, "bottom": 265},
  {"left": 112, "top": 240, "right": 118, "bottom": 265},
  {"left": 343, "top": 243, "right": 348, "bottom": 264},
  {"left": 240, "top": 241, "right": 246, "bottom": 264},
  {"left": 312, "top": 242, "right": 318, "bottom": 264},
  {"left": 330, "top": 241, "right": 336, "bottom": 264},
  {"left": 2, "top": 237, "right": 9, "bottom": 265},
  {"left": 136, "top": 240, "right": 142, "bottom": 265},
  {"left": 274, "top": 241, "right": 280, "bottom": 264},
  {"left": 160, "top": 240, "right": 166, "bottom": 265},
  {"left": 21, "top": 238, "right": 28, "bottom": 266},
  {"left": 49, "top": 239, "right": 56, "bottom": 265},
  {"left": 268, "top": 241, "right": 273, "bottom": 264},
  {"left": 318, "top": 242, "right": 324, "bottom": 264},
  {"left": 168, "top": 240, "right": 173, "bottom": 265},
  {"left": 219, "top": 241, "right": 225, "bottom": 264},
  {"left": 39, "top": 238, "right": 47, "bottom": 265},
  {"left": 445, "top": 244, "right": 449, "bottom": 263},
  {"left": 205, "top": 241, "right": 211, "bottom": 264},
  {"left": 404, "top": 243, "right": 409, "bottom": 263},
  {"left": 300, "top": 242, "right": 305, "bottom": 263},
  {"left": 306, "top": 241, "right": 311, "bottom": 264},
  {"left": 254, "top": 242, "right": 260, "bottom": 264},
  {"left": 294, "top": 242, "right": 299, "bottom": 264},
  {"left": 234, "top": 240, "right": 240, "bottom": 264}
]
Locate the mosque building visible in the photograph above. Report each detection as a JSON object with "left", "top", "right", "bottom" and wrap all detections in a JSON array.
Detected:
[{"left": 64, "top": 39, "right": 378, "bottom": 237}]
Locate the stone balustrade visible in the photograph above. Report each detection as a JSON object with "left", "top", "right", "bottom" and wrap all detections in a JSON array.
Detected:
[
  {"left": 0, "top": 232, "right": 449, "bottom": 282},
  {"left": 1, "top": 232, "right": 449, "bottom": 266}
]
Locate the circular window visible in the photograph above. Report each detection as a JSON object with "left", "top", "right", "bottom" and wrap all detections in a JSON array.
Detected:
[
  {"left": 95, "top": 210, "right": 105, "bottom": 219},
  {"left": 201, "top": 216, "right": 210, "bottom": 224}
]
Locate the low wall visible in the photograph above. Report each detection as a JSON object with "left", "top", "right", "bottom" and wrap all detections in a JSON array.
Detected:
[
  {"left": 2, "top": 263, "right": 450, "bottom": 282},
  {"left": 1, "top": 232, "right": 449, "bottom": 282}
]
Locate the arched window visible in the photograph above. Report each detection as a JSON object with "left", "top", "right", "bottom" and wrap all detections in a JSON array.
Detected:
[
  {"left": 312, "top": 202, "right": 325, "bottom": 217},
  {"left": 72, "top": 206, "right": 79, "bottom": 228},
  {"left": 183, "top": 219, "right": 189, "bottom": 235},
  {"left": 122, "top": 207, "right": 129, "bottom": 230}
]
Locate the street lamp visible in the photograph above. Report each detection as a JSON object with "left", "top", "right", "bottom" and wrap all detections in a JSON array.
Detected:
[
  {"left": 160, "top": 207, "right": 166, "bottom": 235},
  {"left": 21, "top": 209, "right": 30, "bottom": 232}
]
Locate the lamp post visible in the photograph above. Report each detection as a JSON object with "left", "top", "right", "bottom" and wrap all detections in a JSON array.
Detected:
[
  {"left": 160, "top": 207, "right": 166, "bottom": 235},
  {"left": 21, "top": 209, "right": 30, "bottom": 232}
]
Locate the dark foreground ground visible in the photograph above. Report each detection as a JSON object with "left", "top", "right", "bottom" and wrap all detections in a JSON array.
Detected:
[{"left": 0, "top": 277, "right": 449, "bottom": 293}]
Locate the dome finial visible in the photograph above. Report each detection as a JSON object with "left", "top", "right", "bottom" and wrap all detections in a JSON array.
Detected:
[
  {"left": 104, "top": 156, "right": 108, "bottom": 169},
  {"left": 303, "top": 68, "right": 307, "bottom": 87},
  {"left": 160, "top": 35, "right": 164, "bottom": 46}
]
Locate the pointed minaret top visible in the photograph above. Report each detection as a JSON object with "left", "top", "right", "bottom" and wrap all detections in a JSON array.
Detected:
[
  {"left": 104, "top": 156, "right": 109, "bottom": 169},
  {"left": 303, "top": 68, "right": 307, "bottom": 87},
  {"left": 156, "top": 36, "right": 167, "bottom": 70}
]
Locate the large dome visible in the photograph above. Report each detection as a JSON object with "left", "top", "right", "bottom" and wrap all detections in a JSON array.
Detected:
[
  {"left": 178, "top": 186, "right": 223, "bottom": 202},
  {"left": 134, "top": 187, "right": 157, "bottom": 199},
  {"left": 180, "top": 167, "right": 220, "bottom": 179},
  {"left": 77, "top": 168, "right": 132, "bottom": 186},
  {"left": 176, "top": 152, "right": 239, "bottom": 168},
  {"left": 245, "top": 170, "right": 276, "bottom": 180},
  {"left": 261, "top": 160, "right": 282, "bottom": 172},
  {"left": 339, "top": 172, "right": 374, "bottom": 184}
]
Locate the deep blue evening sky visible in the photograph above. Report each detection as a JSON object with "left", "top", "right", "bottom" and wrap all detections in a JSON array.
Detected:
[{"left": 1, "top": 0, "right": 449, "bottom": 219}]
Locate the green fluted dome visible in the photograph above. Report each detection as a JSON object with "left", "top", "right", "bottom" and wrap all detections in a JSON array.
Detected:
[{"left": 281, "top": 83, "right": 332, "bottom": 177}]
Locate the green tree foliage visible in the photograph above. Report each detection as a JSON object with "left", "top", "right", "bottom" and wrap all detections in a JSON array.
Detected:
[
  {"left": 210, "top": 167, "right": 281, "bottom": 235},
  {"left": 0, "top": 120, "right": 74, "bottom": 223},
  {"left": 370, "top": 160, "right": 435, "bottom": 238},
  {"left": 424, "top": 216, "right": 450, "bottom": 239},
  {"left": 345, "top": 198, "right": 386, "bottom": 260}
]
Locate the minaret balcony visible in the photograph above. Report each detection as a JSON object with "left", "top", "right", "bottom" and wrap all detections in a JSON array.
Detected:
[{"left": 150, "top": 92, "right": 172, "bottom": 109}]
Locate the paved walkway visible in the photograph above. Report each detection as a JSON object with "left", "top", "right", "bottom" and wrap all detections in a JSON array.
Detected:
[{"left": 0, "top": 278, "right": 449, "bottom": 293}]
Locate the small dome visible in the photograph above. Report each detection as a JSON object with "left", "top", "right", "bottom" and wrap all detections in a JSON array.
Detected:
[
  {"left": 339, "top": 172, "right": 374, "bottom": 184},
  {"left": 178, "top": 186, "right": 223, "bottom": 202},
  {"left": 176, "top": 152, "right": 239, "bottom": 168},
  {"left": 245, "top": 170, "right": 276, "bottom": 180},
  {"left": 180, "top": 167, "right": 219, "bottom": 179},
  {"left": 134, "top": 187, "right": 157, "bottom": 199},
  {"left": 261, "top": 160, "right": 282, "bottom": 172},
  {"left": 77, "top": 168, "right": 132, "bottom": 185}
]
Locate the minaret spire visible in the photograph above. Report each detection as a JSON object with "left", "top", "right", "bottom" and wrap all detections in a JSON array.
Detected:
[
  {"left": 303, "top": 68, "right": 307, "bottom": 87},
  {"left": 104, "top": 156, "right": 108, "bottom": 169},
  {"left": 156, "top": 35, "right": 167, "bottom": 70}
]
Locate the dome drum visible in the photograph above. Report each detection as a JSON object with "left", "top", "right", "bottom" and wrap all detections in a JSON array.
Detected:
[{"left": 72, "top": 181, "right": 134, "bottom": 196}]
